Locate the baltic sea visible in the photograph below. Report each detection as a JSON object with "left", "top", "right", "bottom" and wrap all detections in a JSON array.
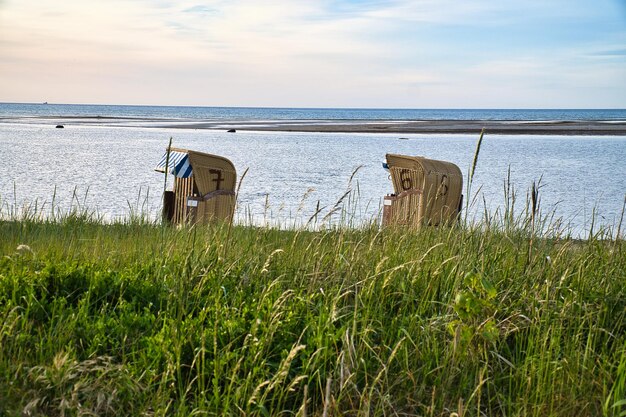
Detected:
[{"left": 1, "top": 103, "right": 625, "bottom": 237}]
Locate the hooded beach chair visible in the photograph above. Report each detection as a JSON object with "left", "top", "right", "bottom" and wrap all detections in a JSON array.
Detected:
[
  {"left": 155, "top": 147, "right": 237, "bottom": 225},
  {"left": 382, "top": 154, "right": 463, "bottom": 228}
]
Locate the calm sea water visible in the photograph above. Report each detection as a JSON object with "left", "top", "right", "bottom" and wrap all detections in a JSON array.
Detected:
[
  {"left": 2, "top": 102, "right": 626, "bottom": 121},
  {"left": 1, "top": 104, "right": 625, "bottom": 237}
]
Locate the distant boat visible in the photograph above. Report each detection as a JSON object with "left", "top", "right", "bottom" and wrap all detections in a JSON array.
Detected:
[{"left": 43, "top": 102, "right": 48, "bottom": 104}]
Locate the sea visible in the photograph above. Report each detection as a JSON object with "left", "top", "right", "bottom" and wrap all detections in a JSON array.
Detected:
[{"left": 2, "top": 103, "right": 625, "bottom": 237}]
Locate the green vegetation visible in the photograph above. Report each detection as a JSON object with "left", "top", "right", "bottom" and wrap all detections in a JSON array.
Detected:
[{"left": 0, "top": 203, "right": 624, "bottom": 417}]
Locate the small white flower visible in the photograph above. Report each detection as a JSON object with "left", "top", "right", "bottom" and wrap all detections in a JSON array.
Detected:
[{"left": 16, "top": 244, "right": 34, "bottom": 255}]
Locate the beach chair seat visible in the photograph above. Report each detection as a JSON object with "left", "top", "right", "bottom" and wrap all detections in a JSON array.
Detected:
[
  {"left": 155, "top": 148, "right": 237, "bottom": 225},
  {"left": 383, "top": 154, "right": 462, "bottom": 228}
]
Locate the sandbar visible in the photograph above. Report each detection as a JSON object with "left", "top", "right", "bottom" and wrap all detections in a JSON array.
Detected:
[
  {"left": 181, "top": 119, "right": 626, "bottom": 135},
  {"left": 2, "top": 116, "right": 626, "bottom": 135}
]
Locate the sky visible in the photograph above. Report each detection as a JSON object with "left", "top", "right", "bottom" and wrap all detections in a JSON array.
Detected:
[{"left": 1, "top": 0, "right": 625, "bottom": 108}]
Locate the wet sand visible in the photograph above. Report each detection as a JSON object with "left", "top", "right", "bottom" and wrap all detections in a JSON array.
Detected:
[
  {"left": 3, "top": 116, "right": 626, "bottom": 135},
  {"left": 185, "top": 119, "right": 626, "bottom": 135}
]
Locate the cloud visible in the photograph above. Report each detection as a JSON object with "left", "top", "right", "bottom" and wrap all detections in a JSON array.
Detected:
[
  {"left": 182, "top": 5, "right": 217, "bottom": 15},
  {"left": 1, "top": 0, "right": 625, "bottom": 107},
  {"left": 588, "top": 48, "right": 626, "bottom": 58}
]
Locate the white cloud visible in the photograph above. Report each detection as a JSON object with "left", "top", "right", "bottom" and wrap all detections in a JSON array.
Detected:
[{"left": 1, "top": 0, "right": 624, "bottom": 106}]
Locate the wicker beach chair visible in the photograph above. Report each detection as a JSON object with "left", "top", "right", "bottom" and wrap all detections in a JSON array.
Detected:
[
  {"left": 155, "top": 147, "right": 237, "bottom": 225},
  {"left": 382, "top": 154, "right": 463, "bottom": 228}
]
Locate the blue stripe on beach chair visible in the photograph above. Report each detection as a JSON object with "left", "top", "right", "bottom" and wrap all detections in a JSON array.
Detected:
[{"left": 155, "top": 150, "right": 193, "bottom": 178}]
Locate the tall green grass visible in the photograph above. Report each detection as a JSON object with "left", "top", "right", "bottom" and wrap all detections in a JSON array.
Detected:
[
  {"left": 2, "top": 130, "right": 625, "bottom": 415},
  {"left": 0, "top": 189, "right": 624, "bottom": 416}
]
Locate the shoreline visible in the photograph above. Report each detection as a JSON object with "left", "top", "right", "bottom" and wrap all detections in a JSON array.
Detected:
[
  {"left": 2, "top": 116, "right": 626, "bottom": 135},
  {"left": 185, "top": 119, "right": 626, "bottom": 135}
]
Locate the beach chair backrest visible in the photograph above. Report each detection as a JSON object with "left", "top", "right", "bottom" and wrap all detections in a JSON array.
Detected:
[
  {"left": 187, "top": 150, "right": 237, "bottom": 196},
  {"left": 385, "top": 154, "right": 463, "bottom": 227},
  {"left": 186, "top": 150, "right": 237, "bottom": 224}
]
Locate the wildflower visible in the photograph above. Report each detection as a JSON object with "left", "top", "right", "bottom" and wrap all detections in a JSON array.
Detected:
[{"left": 16, "top": 244, "right": 34, "bottom": 255}]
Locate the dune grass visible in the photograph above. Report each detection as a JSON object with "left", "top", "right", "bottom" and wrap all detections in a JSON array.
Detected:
[{"left": 0, "top": 194, "right": 624, "bottom": 417}]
